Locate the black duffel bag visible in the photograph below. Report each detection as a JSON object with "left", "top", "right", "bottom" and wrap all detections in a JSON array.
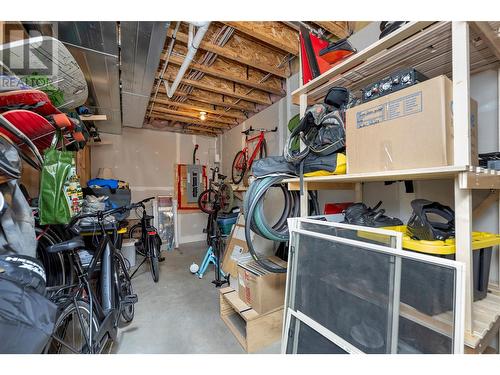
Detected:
[{"left": 0, "top": 254, "right": 57, "bottom": 353}]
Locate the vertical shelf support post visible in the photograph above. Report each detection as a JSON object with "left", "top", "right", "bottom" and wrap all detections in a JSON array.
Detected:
[
  {"left": 299, "top": 93, "right": 309, "bottom": 217},
  {"left": 452, "top": 21, "right": 473, "bottom": 335}
]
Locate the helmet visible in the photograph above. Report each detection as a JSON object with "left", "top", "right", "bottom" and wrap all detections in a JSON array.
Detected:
[{"left": 407, "top": 199, "right": 455, "bottom": 241}]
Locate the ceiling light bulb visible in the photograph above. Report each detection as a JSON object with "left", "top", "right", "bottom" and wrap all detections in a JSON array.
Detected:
[{"left": 199, "top": 111, "right": 207, "bottom": 121}]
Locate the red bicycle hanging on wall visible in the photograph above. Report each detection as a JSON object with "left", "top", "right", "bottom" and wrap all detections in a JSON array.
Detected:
[{"left": 231, "top": 126, "right": 278, "bottom": 184}]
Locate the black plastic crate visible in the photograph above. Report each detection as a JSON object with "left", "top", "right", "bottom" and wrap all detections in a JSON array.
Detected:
[{"left": 400, "top": 247, "right": 492, "bottom": 316}]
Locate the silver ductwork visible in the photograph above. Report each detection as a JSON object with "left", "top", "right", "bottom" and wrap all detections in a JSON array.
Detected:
[
  {"left": 57, "top": 22, "right": 122, "bottom": 134},
  {"left": 57, "top": 21, "right": 169, "bottom": 133},
  {"left": 120, "top": 22, "right": 169, "bottom": 128}
]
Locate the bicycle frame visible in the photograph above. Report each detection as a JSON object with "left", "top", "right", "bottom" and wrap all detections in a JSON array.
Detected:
[
  {"left": 242, "top": 131, "right": 266, "bottom": 169},
  {"left": 49, "top": 218, "right": 123, "bottom": 354}
]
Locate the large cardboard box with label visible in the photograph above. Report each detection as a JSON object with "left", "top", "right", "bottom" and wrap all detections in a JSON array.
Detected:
[
  {"left": 237, "top": 256, "right": 287, "bottom": 315},
  {"left": 346, "top": 75, "right": 478, "bottom": 173}
]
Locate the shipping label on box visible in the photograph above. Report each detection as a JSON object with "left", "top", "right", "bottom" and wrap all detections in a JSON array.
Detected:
[{"left": 356, "top": 92, "right": 423, "bottom": 129}]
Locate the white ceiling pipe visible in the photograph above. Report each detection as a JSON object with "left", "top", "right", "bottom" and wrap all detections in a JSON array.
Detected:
[
  {"left": 163, "top": 21, "right": 210, "bottom": 98},
  {"left": 148, "top": 21, "right": 181, "bottom": 117}
]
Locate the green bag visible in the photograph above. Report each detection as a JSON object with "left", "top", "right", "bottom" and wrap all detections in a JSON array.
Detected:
[{"left": 39, "top": 131, "right": 74, "bottom": 225}]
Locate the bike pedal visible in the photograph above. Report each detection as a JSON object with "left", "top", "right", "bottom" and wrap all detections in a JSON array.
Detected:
[{"left": 121, "top": 294, "right": 138, "bottom": 306}]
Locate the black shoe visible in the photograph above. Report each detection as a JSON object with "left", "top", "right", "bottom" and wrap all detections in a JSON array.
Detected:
[
  {"left": 158, "top": 257, "right": 165, "bottom": 262},
  {"left": 344, "top": 201, "right": 402, "bottom": 228}
]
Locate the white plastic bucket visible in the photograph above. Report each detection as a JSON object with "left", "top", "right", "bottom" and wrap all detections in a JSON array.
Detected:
[{"left": 121, "top": 239, "right": 136, "bottom": 268}]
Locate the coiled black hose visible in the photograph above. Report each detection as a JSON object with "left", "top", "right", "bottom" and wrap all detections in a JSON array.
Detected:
[{"left": 243, "top": 175, "right": 319, "bottom": 273}]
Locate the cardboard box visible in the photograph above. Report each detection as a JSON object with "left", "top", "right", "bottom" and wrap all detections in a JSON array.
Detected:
[
  {"left": 346, "top": 75, "right": 478, "bottom": 173},
  {"left": 237, "top": 256, "right": 287, "bottom": 315}
]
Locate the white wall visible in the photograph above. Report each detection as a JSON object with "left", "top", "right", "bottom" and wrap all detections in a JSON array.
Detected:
[{"left": 91, "top": 127, "right": 217, "bottom": 244}]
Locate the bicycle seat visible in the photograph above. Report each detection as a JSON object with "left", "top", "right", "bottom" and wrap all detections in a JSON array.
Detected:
[
  {"left": 144, "top": 214, "right": 154, "bottom": 221},
  {"left": 47, "top": 237, "right": 85, "bottom": 254},
  {"left": 217, "top": 173, "right": 227, "bottom": 181}
]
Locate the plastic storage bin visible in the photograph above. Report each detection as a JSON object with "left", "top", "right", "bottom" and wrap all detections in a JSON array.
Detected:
[
  {"left": 121, "top": 239, "right": 137, "bottom": 268},
  {"left": 385, "top": 226, "right": 498, "bottom": 315},
  {"left": 217, "top": 212, "right": 238, "bottom": 235}
]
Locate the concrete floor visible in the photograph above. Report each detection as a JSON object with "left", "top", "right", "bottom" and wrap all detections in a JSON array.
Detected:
[{"left": 112, "top": 241, "right": 281, "bottom": 354}]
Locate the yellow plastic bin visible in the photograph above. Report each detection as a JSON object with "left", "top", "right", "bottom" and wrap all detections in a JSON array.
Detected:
[{"left": 384, "top": 226, "right": 499, "bottom": 315}]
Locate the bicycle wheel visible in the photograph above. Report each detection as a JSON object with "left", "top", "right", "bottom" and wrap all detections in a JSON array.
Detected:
[
  {"left": 36, "top": 227, "right": 72, "bottom": 288},
  {"left": 198, "top": 188, "right": 217, "bottom": 214},
  {"left": 231, "top": 150, "right": 246, "bottom": 185},
  {"left": 220, "top": 182, "right": 234, "bottom": 214},
  {"left": 116, "top": 255, "right": 135, "bottom": 324},
  {"left": 148, "top": 236, "right": 160, "bottom": 283},
  {"left": 45, "top": 300, "right": 99, "bottom": 354}
]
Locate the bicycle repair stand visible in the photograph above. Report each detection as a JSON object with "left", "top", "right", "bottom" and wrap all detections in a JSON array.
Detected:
[{"left": 196, "top": 212, "right": 230, "bottom": 288}]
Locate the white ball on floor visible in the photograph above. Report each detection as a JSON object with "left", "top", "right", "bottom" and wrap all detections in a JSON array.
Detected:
[{"left": 189, "top": 263, "right": 199, "bottom": 273}]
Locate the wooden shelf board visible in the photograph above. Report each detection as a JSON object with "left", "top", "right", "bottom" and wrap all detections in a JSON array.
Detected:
[
  {"left": 81, "top": 115, "right": 108, "bottom": 121},
  {"left": 460, "top": 166, "right": 500, "bottom": 189},
  {"left": 285, "top": 165, "right": 468, "bottom": 188},
  {"left": 292, "top": 21, "right": 500, "bottom": 105},
  {"left": 86, "top": 141, "right": 113, "bottom": 146},
  {"left": 286, "top": 166, "right": 500, "bottom": 190},
  {"left": 401, "top": 285, "right": 500, "bottom": 352},
  {"left": 231, "top": 184, "right": 248, "bottom": 192},
  {"left": 291, "top": 21, "right": 436, "bottom": 104}
]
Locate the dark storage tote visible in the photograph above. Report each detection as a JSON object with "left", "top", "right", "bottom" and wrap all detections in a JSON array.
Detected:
[
  {"left": 84, "top": 187, "right": 132, "bottom": 221},
  {"left": 385, "top": 226, "right": 498, "bottom": 316}
]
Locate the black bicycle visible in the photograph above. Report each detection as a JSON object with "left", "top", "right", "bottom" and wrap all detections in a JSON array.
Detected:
[
  {"left": 43, "top": 205, "right": 138, "bottom": 354},
  {"left": 128, "top": 197, "right": 162, "bottom": 283},
  {"left": 198, "top": 167, "right": 234, "bottom": 215}
]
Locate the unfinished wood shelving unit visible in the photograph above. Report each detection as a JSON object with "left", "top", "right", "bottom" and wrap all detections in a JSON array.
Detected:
[{"left": 287, "top": 21, "right": 500, "bottom": 353}]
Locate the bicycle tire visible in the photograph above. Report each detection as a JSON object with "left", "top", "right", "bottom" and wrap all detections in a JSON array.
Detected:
[
  {"left": 129, "top": 224, "right": 146, "bottom": 256},
  {"left": 45, "top": 300, "right": 99, "bottom": 354},
  {"left": 149, "top": 235, "right": 160, "bottom": 283},
  {"left": 36, "top": 227, "right": 71, "bottom": 288},
  {"left": 198, "top": 188, "right": 217, "bottom": 214},
  {"left": 220, "top": 182, "right": 234, "bottom": 214},
  {"left": 205, "top": 215, "right": 213, "bottom": 245},
  {"left": 231, "top": 150, "right": 246, "bottom": 185},
  {"left": 116, "top": 254, "right": 134, "bottom": 324}
]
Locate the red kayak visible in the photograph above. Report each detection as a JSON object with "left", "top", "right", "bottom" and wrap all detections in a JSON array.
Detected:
[
  {"left": 0, "top": 90, "right": 85, "bottom": 146},
  {"left": 1, "top": 110, "right": 62, "bottom": 151},
  {"left": 0, "top": 89, "right": 61, "bottom": 116}
]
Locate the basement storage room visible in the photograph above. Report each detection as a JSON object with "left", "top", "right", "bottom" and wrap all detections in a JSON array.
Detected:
[{"left": 2, "top": 18, "right": 500, "bottom": 356}]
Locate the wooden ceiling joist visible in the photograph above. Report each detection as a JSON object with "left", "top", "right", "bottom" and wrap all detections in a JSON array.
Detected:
[
  {"left": 145, "top": 121, "right": 220, "bottom": 137},
  {"left": 150, "top": 112, "right": 229, "bottom": 130},
  {"left": 155, "top": 87, "right": 257, "bottom": 112},
  {"left": 166, "top": 29, "right": 291, "bottom": 78},
  {"left": 155, "top": 73, "right": 272, "bottom": 106},
  {"left": 166, "top": 53, "right": 285, "bottom": 95},
  {"left": 223, "top": 22, "right": 299, "bottom": 56},
  {"left": 150, "top": 97, "right": 247, "bottom": 120},
  {"left": 151, "top": 106, "right": 237, "bottom": 125},
  {"left": 313, "top": 21, "right": 351, "bottom": 39}
]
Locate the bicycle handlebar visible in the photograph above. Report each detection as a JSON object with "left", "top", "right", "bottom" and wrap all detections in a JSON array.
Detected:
[{"left": 242, "top": 126, "right": 278, "bottom": 135}]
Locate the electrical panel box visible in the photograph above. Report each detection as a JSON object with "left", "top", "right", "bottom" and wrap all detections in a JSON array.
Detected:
[{"left": 186, "top": 164, "right": 203, "bottom": 203}]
